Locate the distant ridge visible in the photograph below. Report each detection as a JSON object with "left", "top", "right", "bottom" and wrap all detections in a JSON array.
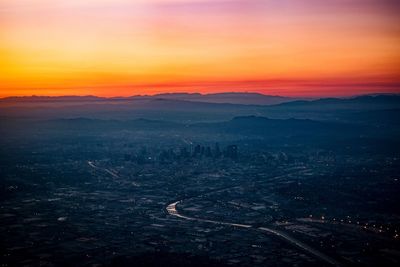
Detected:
[
  {"left": 42, "top": 115, "right": 363, "bottom": 138},
  {"left": 274, "top": 94, "right": 400, "bottom": 109},
  {"left": 0, "top": 92, "right": 296, "bottom": 106},
  {"left": 131, "top": 92, "right": 296, "bottom": 105},
  {"left": 3, "top": 93, "right": 398, "bottom": 106},
  {"left": 0, "top": 95, "right": 103, "bottom": 102}
]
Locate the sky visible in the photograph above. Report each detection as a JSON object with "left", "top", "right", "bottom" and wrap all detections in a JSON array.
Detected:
[{"left": 0, "top": 0, "right": 399, "bottom": 97}]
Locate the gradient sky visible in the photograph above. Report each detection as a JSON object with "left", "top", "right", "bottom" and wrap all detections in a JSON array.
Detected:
[{"left": 1, "top": 0, "right": 399, "bottom": 97}]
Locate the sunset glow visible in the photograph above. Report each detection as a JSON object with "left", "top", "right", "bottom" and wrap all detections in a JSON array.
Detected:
[{"left": 1, "top": 0, "right": 399, "bottom": 97}]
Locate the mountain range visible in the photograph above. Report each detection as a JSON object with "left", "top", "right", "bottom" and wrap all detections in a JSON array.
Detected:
[
  {"left": 0, "top": 93, "right": 399, "bottom": 125},
  {"left": 0, "top": 92, "right": 295, "bottom": 105}
]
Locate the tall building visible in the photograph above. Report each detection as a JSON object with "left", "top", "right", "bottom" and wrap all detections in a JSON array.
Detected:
[
  {"left": 205, "top": 146, "right": 212, "bottom": 157},
  {"left": 225, "top": 145, "right": 238, "bottom": 160},
  {"left": 214, "top": 143, "right": 221, "bottom": 158},
  {"left": 193, "top": 144, "right": 201, "bottom": 157}
]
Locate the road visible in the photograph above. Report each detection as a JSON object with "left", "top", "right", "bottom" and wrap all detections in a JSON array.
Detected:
[
  {"left": 88, "top": 161, "right": 140, "bottom": 186},
  {"left": 166, "top": 189, "right": 341, "bottom": 266}
]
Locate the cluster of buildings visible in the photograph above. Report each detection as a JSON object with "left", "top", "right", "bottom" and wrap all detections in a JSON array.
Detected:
[{"left": 124, "top": 143, "right": 239, "bottom": 164}]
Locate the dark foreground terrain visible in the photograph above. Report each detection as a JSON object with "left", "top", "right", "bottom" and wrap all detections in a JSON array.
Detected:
[{"left": 0, "top": 94, "right": 399, "bottom": 266}]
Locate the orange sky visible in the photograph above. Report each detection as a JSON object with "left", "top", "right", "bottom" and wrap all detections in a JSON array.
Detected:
[{"left": 1, "top": 0, "right": 399, "bottom": 97}]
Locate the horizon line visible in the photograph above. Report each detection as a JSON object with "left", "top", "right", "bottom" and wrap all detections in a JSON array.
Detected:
[{"left": 1, "top": 91, "right": 399, "bottom": 101}]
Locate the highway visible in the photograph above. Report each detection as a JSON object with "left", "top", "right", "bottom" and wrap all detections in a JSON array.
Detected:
[
  {"left": 88, "top": 161, "right": 140, "bottom": 186},
  {"left": 166, "top": 195, "right": 341, "bottom": 266}
]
